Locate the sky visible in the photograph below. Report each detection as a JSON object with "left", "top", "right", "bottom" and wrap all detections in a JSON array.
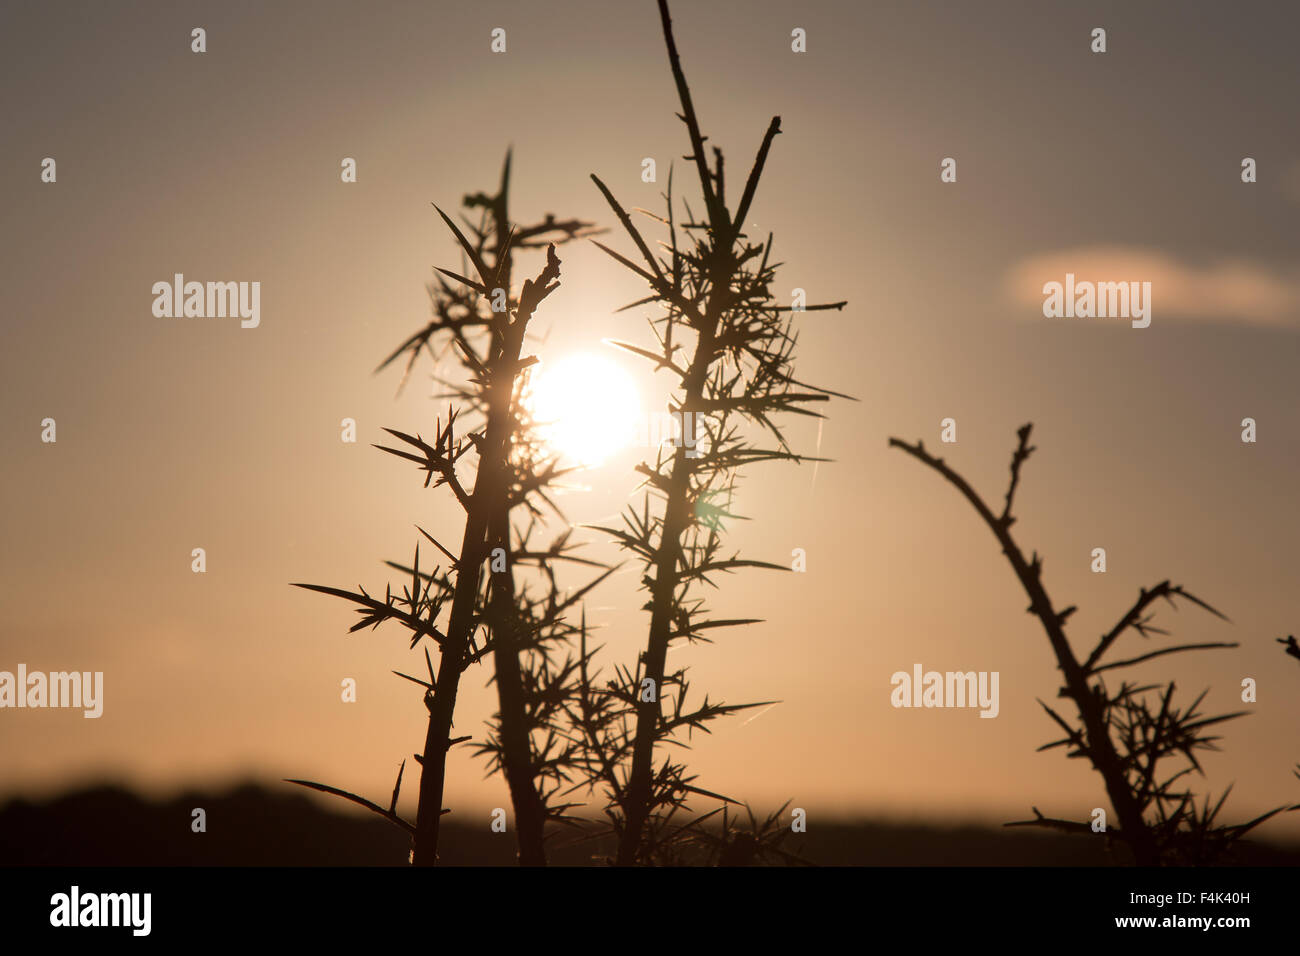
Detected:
[{"left": 2, "top": 0, "right": 1299, "bottom": 838}]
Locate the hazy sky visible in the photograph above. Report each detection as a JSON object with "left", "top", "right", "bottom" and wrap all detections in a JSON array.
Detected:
[{"left": 2, "top": 0, "right": 1298, "bottom": 837}]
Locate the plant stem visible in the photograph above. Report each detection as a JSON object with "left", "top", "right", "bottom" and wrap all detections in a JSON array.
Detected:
[
  {"left": 488, "top": 507, "right": 548, "bottom": 866},
  {"left": 413, "top": 247, "right": 560, "bottom": 866},
  {"left": 888, "top": 432, "right": 1159, "bottom": 865}
]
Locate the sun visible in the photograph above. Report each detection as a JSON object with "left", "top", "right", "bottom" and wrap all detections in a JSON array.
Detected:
[{"left": 525, "top": 352, "right": 641, "bottom": 468}]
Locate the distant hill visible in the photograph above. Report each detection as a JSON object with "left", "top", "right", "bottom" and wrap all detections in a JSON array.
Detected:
[{"left": 2, "top": 783, "right": 1297, "bottom": 865}]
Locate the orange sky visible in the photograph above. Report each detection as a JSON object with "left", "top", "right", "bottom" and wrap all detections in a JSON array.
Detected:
[{"left": 2, "top": 0, "right": 1298, "bottom": 837}]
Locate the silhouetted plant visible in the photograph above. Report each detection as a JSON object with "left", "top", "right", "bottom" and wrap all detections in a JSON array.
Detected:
[
  {"left": 1278, "top": 635, "right": 1300, "bottom": 665},
  {"left": 890, "top": 423, "right": 1292, "bottom": 865},
  {"left": 291, "top": 157, "right": 608, "bottom": 865},
  {"left": 1279, "top": 636, "right": 1300, "bottom": 799},
  {"left": 688, "top": 801, "right": 812, "bottom": 867},
  {"left": 567, "top": 0, "right": 847, "bottom": 865}
]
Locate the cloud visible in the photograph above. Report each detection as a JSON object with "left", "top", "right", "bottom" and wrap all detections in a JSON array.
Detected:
[{"left": 1005, "top": 245, "right": 1300, "bottom": 327}]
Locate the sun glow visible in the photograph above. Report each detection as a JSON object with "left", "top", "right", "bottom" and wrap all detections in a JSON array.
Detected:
[{"left": 525, "top": 352, "right": 641, "bottom": 468}]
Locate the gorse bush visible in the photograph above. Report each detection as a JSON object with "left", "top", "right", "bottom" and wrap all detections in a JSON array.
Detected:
[
  {"left": 293, "top": 155, "right": 608, "bottom": 866},
  {"left": 292, "top": 0, "right": 850, "bottom": 869},
  {"left": 890, "top": 423, "right": 1293, "bottom": 865},
  {"left": 566, "top": 0, "right": 848, "bottom": 866}
]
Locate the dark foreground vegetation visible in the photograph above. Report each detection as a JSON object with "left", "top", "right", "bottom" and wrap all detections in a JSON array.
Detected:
[{"left": 3, "top": 783, "right": 1296, "bottom": 866}]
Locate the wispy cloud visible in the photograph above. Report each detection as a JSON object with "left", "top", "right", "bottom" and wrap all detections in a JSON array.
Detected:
[{"left": 1005, "top": 245, "right": 1300, "bottom": 327}]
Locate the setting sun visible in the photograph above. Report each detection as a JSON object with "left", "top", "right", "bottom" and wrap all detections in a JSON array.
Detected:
[{"left": 525, "top": 352, "right": 641, "bottom": 467}]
